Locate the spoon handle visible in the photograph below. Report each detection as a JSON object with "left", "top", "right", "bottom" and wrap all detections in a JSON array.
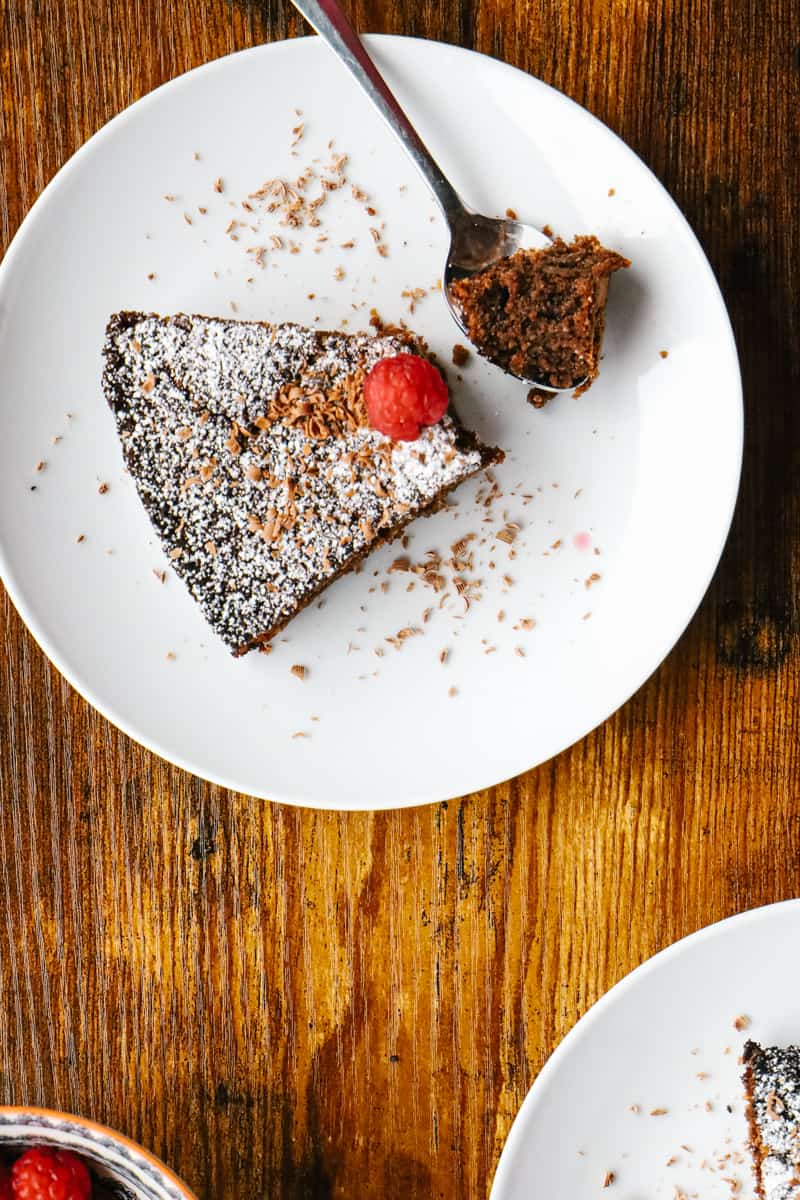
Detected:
[{"left": 289, "top": 0, "right": 467, "bottom": 221}]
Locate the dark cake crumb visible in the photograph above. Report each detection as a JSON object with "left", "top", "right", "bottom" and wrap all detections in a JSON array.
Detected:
[
  {"left": 450, "top": 236, "right": 629, "bottom": 391},
  {"left": 452, "top": 343, "right": 470, "bottom": 367},
  {"left": 527, "top": 386, "right": 551, "bottom": 408}
]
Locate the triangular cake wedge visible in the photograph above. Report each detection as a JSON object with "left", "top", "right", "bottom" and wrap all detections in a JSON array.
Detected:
[{"left": 103, "top": 312, "right": 502, "bottom": 655}]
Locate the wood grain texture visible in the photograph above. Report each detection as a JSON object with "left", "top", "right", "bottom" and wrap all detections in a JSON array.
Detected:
[{"left": 0, "top": 0, "right": 798, "bottom": 1196}]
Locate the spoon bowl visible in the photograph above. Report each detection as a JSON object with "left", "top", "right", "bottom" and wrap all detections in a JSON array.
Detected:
[{"left": 290, "top": 0, "right": 581, "bottom": 394}]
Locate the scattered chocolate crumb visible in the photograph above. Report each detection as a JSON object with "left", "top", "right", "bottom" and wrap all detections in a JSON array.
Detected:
[
  {"left": 505, "top": 207, "right": 518, "bottom": 219},
  {"left": 401, "top": 285, "right": 428, "bottom": 312},
  {"left": 52, "top": 435, "right": 62, "bottom": 444},
  {"left": 98, "top": 482, "right": 109, "bottom": 494},
  {"left": 496, "top": 523, "right": 519, "bottom": 544},
  {"left": 660, "top": 349, "right": 669, "bottom": 358},
  {"left": 34, "top": 460, "right": 45, "bottom": 472},
  {"left": 153, "top": 569, "right": 167, "bottom": 583},
  {"left": 292, "top": 731, "right": 309, "bottom": 739},
  {"left": 629, "top": 1105, "right": 640, "bottom": 1113},
  {"left": 608, "top": 187, "right": 616, "bottom": 196},
  {"left": 452, "top": 343, "right": 470, "bottom": 367},
  {"left": 290, "top": 664, "right": 307, "bottom": 680},
  {"left": 75, "top": 534, "right": 85, "bottom": 544},
  {"left": 183, "top": 212, "right": 193, "bottom": 225},
  {"left": 733, "top": 1014, "right": 750, "bottom": 1032},
  {"left": 527, "top": 387, "right": 551, "bottom": 408},
  {"left": 585, "top": 572, "right": 602, "bottom": 588},
  {"left": 650, "top": 1108, "right": 668, "bottom": 1116},
  {"left": 448, "top": 685, "right": 458, "bottom": 697},
  {"left": 165, "top": 651, "right": 176, "bottom": 660},
  {"left": 497, "top": 610, "right": 505, "bottom": 622},
  {"left": 514, "top": 646, "right": 525, "bottom": 658},
  {"left": 213, "top": 177, "right": 223, "bottom": 193},
  {"left": 520, "top": 618, "right": 535, "bottom": 630},
  {"left": 334, "top": 266, "right": 346, "bottom": 281},
  {"left": 602, "top": 1170, "right": 615, "bottom": 1188}
]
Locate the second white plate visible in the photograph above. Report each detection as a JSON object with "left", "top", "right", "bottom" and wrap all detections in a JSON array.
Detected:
[
  {"left": 491, "top": 900, "right": 800, "bottom": 1199},
  {"left": 0, "top": 37, "right": 741, "bottom": 807}
]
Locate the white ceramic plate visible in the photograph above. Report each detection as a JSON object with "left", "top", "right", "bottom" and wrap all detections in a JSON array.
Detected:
[
  {"left": 491, "top": 900, "right": 800, "bottom": 1199},
  {"left": 0, "top": 37, "right": 741, "bottom": 808}
]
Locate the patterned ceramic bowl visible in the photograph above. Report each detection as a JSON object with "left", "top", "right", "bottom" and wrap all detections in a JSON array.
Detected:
[{"left": 0, "top": 1108, "right": 197, "bottom": 1199}]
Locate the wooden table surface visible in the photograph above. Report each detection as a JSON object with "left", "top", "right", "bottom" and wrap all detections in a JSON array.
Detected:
[{"left": 1, "top": 1, "right": 798, "bottom": 1196}]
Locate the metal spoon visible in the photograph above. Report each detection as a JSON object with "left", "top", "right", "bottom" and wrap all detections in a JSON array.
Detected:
[{"left": 288, "top": 0, "right": 575, "bottom": 394}]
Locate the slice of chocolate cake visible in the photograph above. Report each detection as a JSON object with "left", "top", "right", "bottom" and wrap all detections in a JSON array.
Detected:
[
  {"left": 449, "top": 235, "right": 630, "bottom": 393},
  {"left": 102, "top": 312, "right": 502, "bottom": 655},
  {"left": 743, "top": 1041, "right": 800, "bottom": 1199}
]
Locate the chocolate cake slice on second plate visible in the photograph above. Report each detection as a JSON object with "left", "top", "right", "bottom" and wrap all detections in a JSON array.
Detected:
[{"left": 743, "top": 1040, "right": 800, "bottom": 1200}]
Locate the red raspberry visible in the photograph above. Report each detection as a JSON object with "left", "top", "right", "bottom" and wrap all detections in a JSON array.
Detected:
[
  {"left": 12, "top": 1147, "right": 91, "bottom": 1200},
  {"left": 364, "top": 354, "right": 449, "bottom": 441}
]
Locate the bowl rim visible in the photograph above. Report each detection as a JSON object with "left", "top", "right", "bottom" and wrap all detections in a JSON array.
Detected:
[{"left": 0, "top": 1106, "right": 199, "bottom": 1198}]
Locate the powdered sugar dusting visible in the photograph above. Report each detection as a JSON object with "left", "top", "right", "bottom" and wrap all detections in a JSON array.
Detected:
[{"left": 103, "top": 312, "right": 495, "bottom": 653}]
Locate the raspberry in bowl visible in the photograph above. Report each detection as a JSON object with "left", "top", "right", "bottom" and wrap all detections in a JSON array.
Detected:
[{"left": 0, "top": 1109, "right": 197, "bottom": 1200}]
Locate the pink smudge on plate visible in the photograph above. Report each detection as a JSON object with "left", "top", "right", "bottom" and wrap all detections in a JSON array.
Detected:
[{"left": 573, "top": 531, "right": 592, "bottom": 551}]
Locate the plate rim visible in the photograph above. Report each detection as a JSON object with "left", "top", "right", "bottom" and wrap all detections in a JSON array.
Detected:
[
  {"left": 0, "top": 35, "right": 743, "bottom": 808},
  {"left": 489, "top": 897, "right": 800, "bottom": 1197}
]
